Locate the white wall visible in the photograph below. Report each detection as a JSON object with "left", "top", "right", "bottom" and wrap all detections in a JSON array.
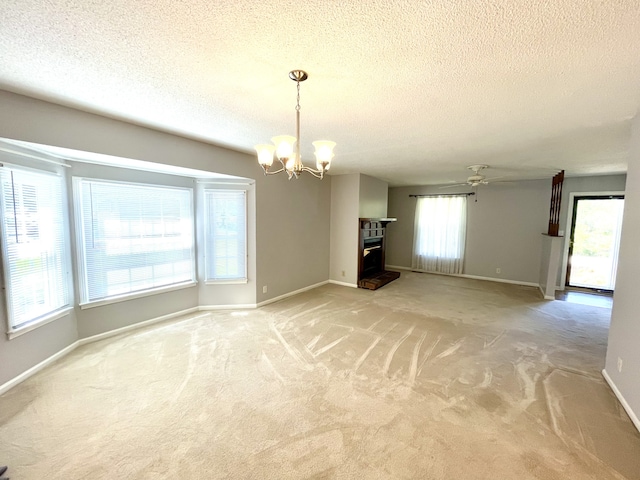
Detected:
[
  {"left": 329, "top": 174, "right": 360, "bottom": 285},
  {"left": 604, "top": 113, "right": 640, "bottom": 429},
  {"left": 0, "top": 90, "right": 331, "bottom": 386}
]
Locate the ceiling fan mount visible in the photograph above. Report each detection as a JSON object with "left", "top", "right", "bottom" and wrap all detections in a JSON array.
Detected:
[
  {"left": 440, "top": 164, "right": 506, "bottom": 189},
  {"left": 465, "top": 164, "right": 489, "bottom": 186}
]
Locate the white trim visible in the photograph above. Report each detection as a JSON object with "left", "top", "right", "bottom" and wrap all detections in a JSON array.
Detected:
[
  {"left": 7, "top": 306, "right": 74, "bottom": 339},
  {"left": 458, "top": 273, "right": 538, "bottom": 287},
  {"left": 77, "top": 307, "right": 200, "bottom": 345},
  {"left": 256, "top": 280, "right": 329, "bottom": 307},
  {"left": 79, "top": 281, "right": 197, "bottom": 310},
  {"left": 0, "top": 147, "right": 71, "bottom": 167},
  {"left": 0, "top": 341, "right": 78, "bottom": 396},
  {"left": 328, "top": 280, "right": 358, "bottom": 288},
  {"left": 538, "top": 285, "right": 556, "bottom": 300},
  {"left": 204, "top": 279, "right": 248, "bottom": 285},
  {"left": 0, "top": 279, "right": 331, "bottom": 394},
  {"left": 387, "top": 265, "right": 539, "bottom": 288},
  {"left": 602, "top": 369, "right": 640, "bottom": 434},
  {"left": 197, "top": 179, "right": 254, "bottom": 185},
  {"left": 199, "top": 304, "right": 257, "bottom": 310},
  {"left": 560, "top": 191, "right": 625, "bottom": 290}
]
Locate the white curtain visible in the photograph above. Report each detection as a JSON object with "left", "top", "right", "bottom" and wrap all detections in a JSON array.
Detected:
[{"left": 412, "top": 195, "right": 467, "bottom": 274}]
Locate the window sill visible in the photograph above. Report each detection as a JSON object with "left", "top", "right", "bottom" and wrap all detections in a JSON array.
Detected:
[
  {"left": 205, "top": 279, "right": 248, "bottom": 285},
  {"left": 7, "top": 306, "right": 74, "bottom": 340},
  {"left": 79, "top": 281, "right": 197, "bottom": 310}
]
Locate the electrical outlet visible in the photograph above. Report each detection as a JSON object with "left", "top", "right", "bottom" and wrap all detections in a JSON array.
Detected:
[
  {"left": 618, "top": 357, "right": 623, "bottom": 373},
  {"left": 496, "top": 268, "right": 501, "bottom": 274},
  {"left": 262, "top": 285, "right": 268, "bottom": 294},
  {"left": 341, "top": 270, "right": 345, "bottom": 277}
]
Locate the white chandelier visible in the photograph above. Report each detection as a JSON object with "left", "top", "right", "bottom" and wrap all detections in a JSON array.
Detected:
[{"left": 254, "top": 70, "right": 335, "bottom": 179}]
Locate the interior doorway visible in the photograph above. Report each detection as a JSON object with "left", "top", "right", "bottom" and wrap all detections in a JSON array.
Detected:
[{"left": 566, "top": 195, "right": 624, "bottom": 292}]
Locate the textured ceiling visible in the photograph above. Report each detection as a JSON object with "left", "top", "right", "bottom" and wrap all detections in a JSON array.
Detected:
[{"left": 1, "top": 0, "right": 639, "bottom": 186}]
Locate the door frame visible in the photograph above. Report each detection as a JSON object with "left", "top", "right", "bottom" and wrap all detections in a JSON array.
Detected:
[{"left": 559, "top": 191, "right": 625, "bottom": 291}]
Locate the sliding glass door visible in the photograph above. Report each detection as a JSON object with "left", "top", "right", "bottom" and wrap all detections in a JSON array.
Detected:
[{"left": 566, "top": 196, "right": 624, "bottom": 291}]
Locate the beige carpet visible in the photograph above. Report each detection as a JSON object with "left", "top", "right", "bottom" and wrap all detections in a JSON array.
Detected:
[{"left": 1, "top": 272, "right": 639, "bottom": 479}]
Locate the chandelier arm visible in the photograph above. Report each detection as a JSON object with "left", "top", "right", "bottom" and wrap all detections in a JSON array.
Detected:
[
  {"left": 262, "top": 167, "right": 287, "bottom": 176},
  {"left": 300, "top": 166, "right": 325, "bottom": 179}
]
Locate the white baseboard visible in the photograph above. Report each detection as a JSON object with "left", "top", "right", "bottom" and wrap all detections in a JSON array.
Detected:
[
  {"left": 256, "top": 280, "right": 329, "bottom": 307},
  {"left": 460, "top": 273, "right": 539, "bottom": 288},
  {"left": 199, "top": 304, "right": 257, "bottom": 311},
  {"left": 386, "top": 265, "right": 539, "bottom": 288},
  {"left": 2, "top": 282, "right": 336, "bottom": 395},
  {"left": 0, "top": 341, "right": 79, "bottom": 396},
  {"left": 328, "top": 280, "right": 358, "bottom": 288},
  {"left": 1, "top": 308, "right": 202, "bottom": 395},
  {"left": 538, "top": 285, "right": 556, "bottom": 300},
  {"left": 602, "top": 368, "right": 640, "bottom": 434},
  {"left": 77, "top": 307, "right": 200, "bottom": 346}
]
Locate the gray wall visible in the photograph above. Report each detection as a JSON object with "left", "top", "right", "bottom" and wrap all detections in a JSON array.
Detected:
[
  {"left": 329, "top": 174, "right": 360, "bottom": 285},
  {"left": 387, "top": 180, "right": 550, "bottom": 284},
  {"left": 329, "top": 173, "right": 390, "bottom": 285},
  {"left": 605, "top": 112, "right": 640, "bottom": 423},
  {"left": 0, "top": 90, "right": 331, "bottom": 386},
  {"left": 359, "top": 174, "right": 388, "bottom": 218},
  {"left": 387, "top": 175, "right": 628, "bottom": 287}
]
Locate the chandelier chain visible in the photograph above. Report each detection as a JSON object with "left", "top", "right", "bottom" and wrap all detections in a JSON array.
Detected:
[{"left": 296, "top": 80, "right": 301, "bottom": 112}]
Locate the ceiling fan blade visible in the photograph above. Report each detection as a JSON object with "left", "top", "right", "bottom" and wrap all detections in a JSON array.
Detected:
[
  {"left": 483, "top": 176, "right": 507, "bottom": 182},
  {"left": 439, "top": 183, "right": 469, "bottom": 189}
]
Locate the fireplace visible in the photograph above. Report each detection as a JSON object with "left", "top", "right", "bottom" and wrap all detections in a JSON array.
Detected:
[
  {"left": 358, "top": 218, "right": 400, "bottom": 290},
  {"left": 362, "top": 237, "right": 384, "bottom": 278}
]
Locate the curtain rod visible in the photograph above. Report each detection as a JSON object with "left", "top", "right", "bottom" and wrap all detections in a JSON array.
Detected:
[{"left": 409, "top": 192, "right": 475, "bottom": 198}]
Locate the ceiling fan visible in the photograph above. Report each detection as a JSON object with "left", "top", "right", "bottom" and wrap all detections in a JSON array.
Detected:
[{"left": 441, "top": 165, "right": 505, "bottom": 189}]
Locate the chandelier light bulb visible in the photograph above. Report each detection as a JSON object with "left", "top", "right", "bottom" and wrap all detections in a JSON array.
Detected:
[
  {"left": 285, "top": 154, "right": 297, "bottom": 172},
  {"left": 254, "top": 144, "right": 275, "bottom": 167},
  {"left": 271, "top": 135, "right": 296, "bottom": 161},
  {"left": 313, "top": 140, "right": 336, "bottom": 170}
]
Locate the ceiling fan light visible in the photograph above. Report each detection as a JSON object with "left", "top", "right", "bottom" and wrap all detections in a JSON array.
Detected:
[{"left": 255, "top": 144, "right": 275, "bottom": 167}]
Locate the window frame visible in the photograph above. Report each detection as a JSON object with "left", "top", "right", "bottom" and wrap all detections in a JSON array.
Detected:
[
  {"left": 73, "top": 176, "right": 197, "bottom": 308},
  {"left": 203, "top": 187, "right": 248, "bottom": 284},
  {"left": 0, "top": 162, "right": 73, "bottom": 338}
]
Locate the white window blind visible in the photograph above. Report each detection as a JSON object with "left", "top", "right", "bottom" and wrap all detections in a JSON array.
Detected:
[
  {"left": 75, "top": 179, "right": 195, "bottom": 303},
  {"left": 412, "top": 195, "right": 467, "bottom": 274},
  {"left": 205, "top": 189, "right": 247, "bottom": 282},
  {"left": 0, "top": 166, "right": 71, "bottom": 330}
]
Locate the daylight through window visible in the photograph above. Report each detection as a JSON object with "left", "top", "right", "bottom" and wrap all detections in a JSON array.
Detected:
[
  {"left": 75, "top": 179, "right": 195, "bottom": 304},
  {"left": 412, "top": 195, "right": 467, "bottom": 274},
  {"left": 0, "top": 166, "right": 71, "bottom": 330},
  {"left": 205, "top": 189, "right": 247, "bottom": 282}
]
